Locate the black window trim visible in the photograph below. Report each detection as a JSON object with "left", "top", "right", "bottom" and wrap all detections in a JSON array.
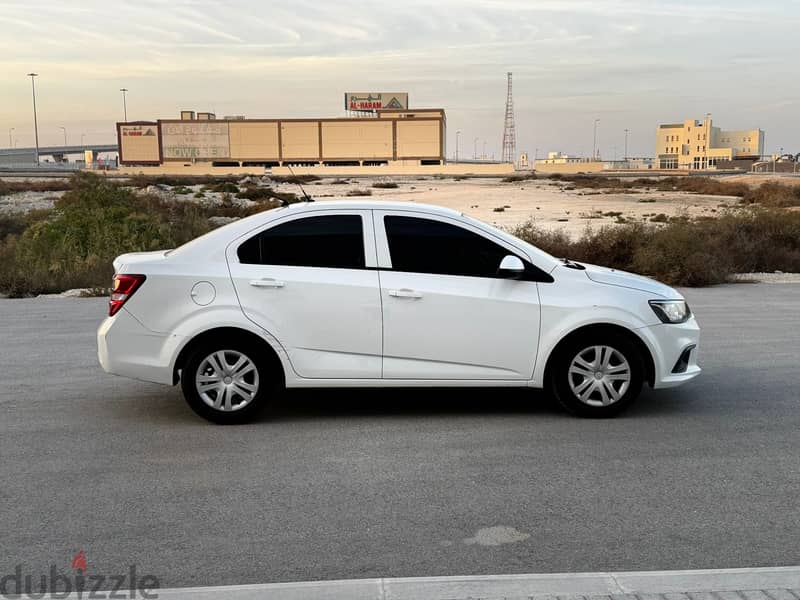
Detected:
[
  {"left": 236, "top": 212, "right": 370, "bottom": 270},
  {"left": 379, "top": 212, "right": 555, "bottom": 283}
]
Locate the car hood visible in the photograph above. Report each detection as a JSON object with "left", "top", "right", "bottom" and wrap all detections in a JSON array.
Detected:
[{"left": 579, "top": 262, "right": 681, "bottom": 298}]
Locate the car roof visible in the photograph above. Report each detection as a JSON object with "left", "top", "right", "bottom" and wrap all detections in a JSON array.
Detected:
[{"left": 283, "top": 199, "right": 464, "bottom": 218}]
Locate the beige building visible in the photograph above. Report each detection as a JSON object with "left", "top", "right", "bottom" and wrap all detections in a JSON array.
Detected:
[
  {"left": 655, "top": 118, "right": 764, "bottom": 170},
  {"left": 118, "top": 108, "right": 446, "bottom": 169}
]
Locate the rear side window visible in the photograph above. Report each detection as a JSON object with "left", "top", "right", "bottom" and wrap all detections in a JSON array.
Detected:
[
  {"left": 384, "top": 215, "right": 511, "bottom": 278},
  {"left": 238, "top": 215, "right": 365, "bottom": 268}
]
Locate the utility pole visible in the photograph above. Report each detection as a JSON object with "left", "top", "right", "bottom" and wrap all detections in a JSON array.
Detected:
[
  {"left": 592, "top": 119, "right": 600, "bottom": 160},
  {"left": 27, "top": 73, "right": 40, "bottom": 166},
  {"left": 120, "top": 88, "right": 129, "bottom": 122},
  {"left": 624, "top": 128, "right": 629, "bottom": 161}
]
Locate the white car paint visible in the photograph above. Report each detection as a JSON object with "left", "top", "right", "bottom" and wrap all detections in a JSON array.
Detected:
[{"left": 98, "top": 200, "right": 700, "bottom": 397}]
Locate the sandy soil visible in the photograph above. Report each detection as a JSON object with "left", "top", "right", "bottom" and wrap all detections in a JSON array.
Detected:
[
  {"left": 0, "top": 175, "right": 746, "bottom": 236},
  {"left": 291, "top": 177, "right": 739, "bottom": 236}
]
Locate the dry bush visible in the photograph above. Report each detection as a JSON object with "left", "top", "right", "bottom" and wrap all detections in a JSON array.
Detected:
[
  {"left": 510, "top": 206, "right": 800, "bottom": 286},
  {"left": 741, "top": 182, "right": 800, "bottom": 208}
]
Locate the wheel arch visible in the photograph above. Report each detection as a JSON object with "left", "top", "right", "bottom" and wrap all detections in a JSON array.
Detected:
[
  {"left": 172, "top": 326, "right": 285, "bottom": 386},
  {"left": 542, "top": 323, "right": 656, "bottom": 388}
]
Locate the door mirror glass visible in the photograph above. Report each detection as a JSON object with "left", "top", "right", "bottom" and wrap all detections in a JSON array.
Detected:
[{"left": 498, "top": 255, "right": 525, "bottom": 278}]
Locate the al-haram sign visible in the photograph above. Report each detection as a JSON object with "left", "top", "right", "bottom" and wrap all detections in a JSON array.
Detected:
[{"left": 345, "top": 92, "right": 408, "bottom": 112}]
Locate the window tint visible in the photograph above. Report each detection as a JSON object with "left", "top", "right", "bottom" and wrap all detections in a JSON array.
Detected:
[
  {"left": 384, "top": 215, "right": 513, "bottom": 278},
  {"left": 238, "top": 215, "right": 365, "bottom": 268}
]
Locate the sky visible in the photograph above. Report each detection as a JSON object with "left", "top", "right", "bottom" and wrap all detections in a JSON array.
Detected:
[{"left": 1, "top": 0, "right": 798, "bottom": 158}]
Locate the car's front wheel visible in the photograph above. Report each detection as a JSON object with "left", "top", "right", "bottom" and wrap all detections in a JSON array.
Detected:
[
  {"left": 550, "top": 333, "right": 644, "bottom": 417},
  {"left": 181, "top": 342, "right": 276, "bottom": 424}
]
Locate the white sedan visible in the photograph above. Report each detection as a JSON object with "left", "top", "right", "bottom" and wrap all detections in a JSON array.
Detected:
[{"left": 98, "top": 200, "right": 700, "bottom": 423}]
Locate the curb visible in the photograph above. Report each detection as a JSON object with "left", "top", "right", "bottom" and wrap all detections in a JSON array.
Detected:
[{"left": 149, "top": 566, "right": 799, "bottom": 600}]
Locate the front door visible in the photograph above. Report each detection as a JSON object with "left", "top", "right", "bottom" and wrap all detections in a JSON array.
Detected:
[
  {"left": 227, "top": 210, "right": 382, "bottom": 379},
  {"left": 374, "top": 211, "right": 541, "bottom": 380}
]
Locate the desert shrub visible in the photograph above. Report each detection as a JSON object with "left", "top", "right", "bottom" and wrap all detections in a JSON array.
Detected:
[
  {"left": 346, "top": 189, "right": 372, "bottom": 196},
  {"left": 206, "top": 181, "right": 239, "bottom": 194},
  {"left": 0, "top": 179, "right": 72, "bottom": 195},
  {"left": 270, "top": 174, "right": 320, "bottom": 184},
  {"left": 127, "top": 174, "right": 239, "bottom": 188},
  {"left": 510, "top": 207, "right": 800, "bottom": 287},
  {"left": 502, "top": 174, "right": 536, "bottom": 183},
  {"left": 0, "top": 214, "right": 30, "bottom": 241},
  {"left": 0, "top": 172, "right": 210, "bottom": 296},
  {"left": 741, "top": 182, "right": 800, "bottom": 208},
  {"left": 372, "top": 181, "right": 399, "bottom": 189}
]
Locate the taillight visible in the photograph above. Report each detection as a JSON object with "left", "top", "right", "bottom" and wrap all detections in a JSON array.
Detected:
[{"left": 109, "top": 274, "right": 146, "bottom": 317}]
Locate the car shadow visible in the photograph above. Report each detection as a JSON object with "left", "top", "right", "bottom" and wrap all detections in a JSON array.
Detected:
[{"left": 101, "top": 377, "right": 704, "bottom": 425}]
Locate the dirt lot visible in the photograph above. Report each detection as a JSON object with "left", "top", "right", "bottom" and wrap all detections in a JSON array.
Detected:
[
  {"left": 296, "top": 177, "right": 737, "bottom": 235},
  {"left": 0, "top": 174, "right": 760, "bottom": 236}
]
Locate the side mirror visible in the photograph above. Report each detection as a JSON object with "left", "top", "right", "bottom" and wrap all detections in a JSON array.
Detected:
[{"left": 498, "top": 255, "right": 525, "bottom": 279}]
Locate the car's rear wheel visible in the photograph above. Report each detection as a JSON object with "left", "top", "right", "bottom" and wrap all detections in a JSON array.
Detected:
[
  {"left": 550, "top": 333, "right": 644, "bottom": 417},
  {"left": 181, "top": 342, "right": 277, "bottom": 424}
]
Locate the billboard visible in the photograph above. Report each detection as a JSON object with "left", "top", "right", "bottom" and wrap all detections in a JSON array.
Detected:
[
  {"left": 161, "top": 122, "right": 230, "bottom": 160},
  {"left": 118, "top": 123, "right": 160, "bottom": 163},
  {"left": 345, "top": 92, "right": 408, "bottom": 112}
]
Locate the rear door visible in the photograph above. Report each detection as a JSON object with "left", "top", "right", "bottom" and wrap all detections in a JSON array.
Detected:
[
  {"left": 374, "top": 210, "right": 541, "bottom": 380},
  {"left": 227, "top": 210, "right": 382, "bottom": 379}
]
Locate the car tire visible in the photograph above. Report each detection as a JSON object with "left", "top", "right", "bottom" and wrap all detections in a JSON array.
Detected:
[
  {"left": 550, "top": 332, "right": 644, "bottom": 418},
  {"left": 180, "top": 340, "right": 279, "bottom": 424}
]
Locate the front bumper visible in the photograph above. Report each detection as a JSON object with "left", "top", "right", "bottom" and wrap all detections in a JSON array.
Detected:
[
  {"left": 97, "top": 309, "right": 182, "bottom": 385},
  {"left": 638, "top": 317, "right": 701, "bottom": 389}
]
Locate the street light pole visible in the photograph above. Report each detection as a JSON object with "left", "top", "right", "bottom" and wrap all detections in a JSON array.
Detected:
[
  {"left": 704, "top": 112, "right": 711, "bottom": 170},
  {"left": 455, "top": 130, "right": 461, "bottom": 162},
  {"left": 81, "top": 133, "right": 86, "bottom": 146},
  {"left": 482, "top": 140, "right": 486, "bottom": 160},
  {"left": 592, "top": 119, "right": 600, "bottom": 160},
  {"left": 27, "top": 73, "right": 40, "bottom": 166},
  {"left": 473, "top": 137, "right": 478, "bottom": 160},
  {"left": 60, "top": 126, "right": 67, "bottom": 146},
  {"left": 120, "top": 88, "right": 129, "bottom": 122},
  {"left": 8, "top": 127, "right": 14, "bottom": 148}
]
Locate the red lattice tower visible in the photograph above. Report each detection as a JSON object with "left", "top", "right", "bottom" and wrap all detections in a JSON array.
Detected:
[{"left": 501, "top": 72, "right": 517, "bottom": 165}]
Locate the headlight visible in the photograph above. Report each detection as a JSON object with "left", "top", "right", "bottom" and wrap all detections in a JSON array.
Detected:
[{"left": 649, "top": 299, "right": 691, "bottom": 324}]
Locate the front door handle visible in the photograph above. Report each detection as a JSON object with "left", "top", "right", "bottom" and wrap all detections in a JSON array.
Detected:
[
  {"left": 388, "top": 288, "right": 422, "bottom": 299},
  {"left": 249, "top": 278, "right": 285, "bottom": 288}
]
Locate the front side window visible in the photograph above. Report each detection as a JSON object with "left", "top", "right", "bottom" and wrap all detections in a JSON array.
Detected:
[
  {"left": 238, "top": 214, "right": 365, "bottom": 268},
  {"left": 384, "top": 215, "right": 513, "bottom": 278}
]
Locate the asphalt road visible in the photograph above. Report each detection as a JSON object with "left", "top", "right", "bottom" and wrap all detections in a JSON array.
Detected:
[{"left": 1, "top": 284, "right": 799, "bottom": 591}]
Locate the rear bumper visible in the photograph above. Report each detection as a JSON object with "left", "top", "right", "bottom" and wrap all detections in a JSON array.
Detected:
[
  {"left": 97, "top": 309, "right": 181, "bottom": 385},
  {"left": 639, "top": 317, "right": 701, "bottom": 389}
]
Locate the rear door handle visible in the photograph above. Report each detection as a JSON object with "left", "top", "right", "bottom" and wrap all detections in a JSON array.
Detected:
[
  {"left": 388, "top": 288, "right": 422, "bottom": 299},
  {"left": 249, "top": 278, "right": 285, "bottom": 288}
]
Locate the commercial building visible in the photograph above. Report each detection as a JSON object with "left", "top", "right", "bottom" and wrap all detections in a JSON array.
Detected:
[
  {"left": 655, "top": 118, "right": 764, "bottom": 170},
  {"left": 118, "top": 108, "right": 446, "bottom": 169}
]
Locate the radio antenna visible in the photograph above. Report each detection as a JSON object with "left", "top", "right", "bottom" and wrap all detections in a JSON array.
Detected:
[{"left": 285, "top": 164, "right": 313, "bottom": 203}]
